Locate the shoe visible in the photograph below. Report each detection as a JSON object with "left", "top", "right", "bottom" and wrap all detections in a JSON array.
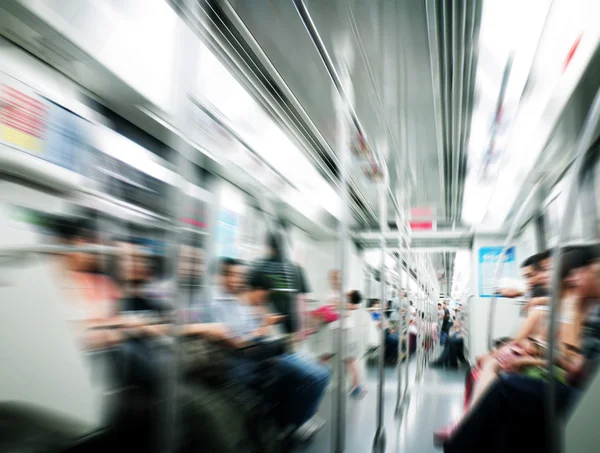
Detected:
[
  {"left": 433, "top": 420, "right": 460, "bottom": 447},
  {"left": 430, "top": 361, "right": 444, "bottom": 368},
  {"left": 349, "top": 385, "right": 368, "bottom": 400}
]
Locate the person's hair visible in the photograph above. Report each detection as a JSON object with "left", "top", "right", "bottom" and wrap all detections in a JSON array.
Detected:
[
  {"left": 349, "top": 290, "right": 362, "bottom": 305},
  {"left": 53, "top": 217, "right": 95, "bottom": 242},
  {"left": 437, "top": 302, "right": 441, "bottom": 306},
  {"left": 538, "top": 249, "right": 552, "bottom": 261},
  {"left": 521, "top": 254, "right": 541, "bottom": 271},
  {"left": 493, "top": 337, "right": 512, "bottom": 348},
  {"left": 249, "top": 271, "right": 273, "bottom": 291},
  {"left": 219, "top": 257, "right": 244, "bottom": 276},
  {"left": 562, "top": 245, "right": 600, "bottom": 273},
  {"left": 267, "top": 231, "right": 283, "bottom": 260}
]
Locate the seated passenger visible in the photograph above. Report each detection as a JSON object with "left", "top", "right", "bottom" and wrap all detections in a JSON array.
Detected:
[
  {"left": 431, "top": 312, "right": 466, "bottom": 369},
  {"left": 499, "top": 252, "right": 550, "bottom": 299},
  {"left": 52, "top": 217, "right": 122, "bottom": 350},
  {"left": 441, "top": 245, "right": 600, "bottom": 453},
  {"left": 210, "top": 257, "right": 331, "bottom": 432}
]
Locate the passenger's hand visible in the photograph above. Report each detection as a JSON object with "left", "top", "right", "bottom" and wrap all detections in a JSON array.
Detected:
[
  {"left": 267, "top": 314, "right": 286, "bottom": 325},
  {"left": 120, "top": 316, "right": 147, "bottom": 329}
]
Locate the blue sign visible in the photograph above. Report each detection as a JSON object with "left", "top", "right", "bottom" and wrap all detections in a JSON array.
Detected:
[{"left": 478, "top": 246, "right": 517, "bottom": 297}]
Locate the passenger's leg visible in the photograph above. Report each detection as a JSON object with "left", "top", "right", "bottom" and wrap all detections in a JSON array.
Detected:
[
  {"left": 273, "top": 353, "right": 331, "bottom": 428},
  {"left": 445, "top": 374, "right": 575, "bottom": 453},
  {"left": 440, "top": 331, "right": 448, "bottom": 346},
  {"left": 432, "top": 341, "right": 451, "bottom": 366},
  {"left": 468, "top": 356, "right": 499, "bottom": 409},
  {"left": 346, "top": 359, "right": 360, "bottom": 390}
]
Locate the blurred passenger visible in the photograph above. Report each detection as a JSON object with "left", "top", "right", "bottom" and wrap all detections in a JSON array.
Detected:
[
  {"left": 250, "top": 232, "right": 311, "bottom": 335},
  {"left": 442, "top": 245, "right": 600, "bottom": 453},
  {"left": 211, "top": 257, "right": 331, "bottom": 433},
  {"left": 500, "top": 251, "right": 552, "bottom": 302},
  {"left": 369, "top": 300, "right": 382, "bottom": 322},
  {"left": 431, "top": 310, "right": 467, "bottom": 369},
  {"left": 52, "top": 217, "right": 122, "bottom": 349},
  {"left": 313, "top": 287, "right": 369, "bottom": 398},
  {"left": 119, "top": 240, "right": 170, "bottom": 315},
  {"left": 440, "top": 301, "right": 451, "bottom": 346}
]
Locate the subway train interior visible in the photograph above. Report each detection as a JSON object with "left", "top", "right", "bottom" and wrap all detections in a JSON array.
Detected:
[{"left": 2, "top": 1, "right": 600, "bottom": 453}]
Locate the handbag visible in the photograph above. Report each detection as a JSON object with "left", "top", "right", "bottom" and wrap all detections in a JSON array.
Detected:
[{"left": 179, "top": 336, "right": 233, "bottom": 384}]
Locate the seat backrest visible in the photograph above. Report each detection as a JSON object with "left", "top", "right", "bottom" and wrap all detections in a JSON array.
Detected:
[{"left": 0, "top": 254, "right": 102, "bottom": 433}]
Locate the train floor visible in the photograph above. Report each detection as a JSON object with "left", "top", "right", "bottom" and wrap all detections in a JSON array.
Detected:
[{"left": 300, "top": 358, "right": 466, "bottom": 453}]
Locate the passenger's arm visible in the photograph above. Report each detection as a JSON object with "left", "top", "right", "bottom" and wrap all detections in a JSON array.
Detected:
[
  {"left": 526, "top": 297, "right": 549, "bottom": 310},
  {"left": 513, "top": 310, "right": 544, "bottom": 343},
  {"left": 499, "top": 288, "right": 524, "bottom": 298}
]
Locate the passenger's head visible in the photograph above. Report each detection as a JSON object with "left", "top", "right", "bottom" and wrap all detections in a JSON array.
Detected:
[
  {"left": 266, "top": 232, "right": 283, "bottom": 260},
  {"left": 55, "top": 218, "right": 97, "bottom": 272},
  {"left": 521, "top": 254, "right": 541, "bottom": 290},
  {"left": 219, "top": 257, "right": 246, "bottom": 295},
  {"left": 329, "top": 269, "right": 341, "bottom": 291},
  {"left": 563, "top": 245, "right": 600, "bottom": 300},
  {"left": 437, "top": 302, "right": 441, "bottom": 310},
  {"left": 347, "top": 290, "right": 362, "bottom": 309},
  {"left": 247, "top": 271, "right": 272, "bottom": 305},
  {"left": 119, "top": 241, "right": 150, "bottom": 286},
  {"left": 537, "top": 250, "right": 553, "bottom": 289},
  {"left": 493, "top": 337, "right": 512, "bottom": 349}
]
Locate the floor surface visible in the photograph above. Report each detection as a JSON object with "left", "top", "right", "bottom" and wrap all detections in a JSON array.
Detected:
[{"left": 299, "top": 358, "right": 466, "bottom": 453}]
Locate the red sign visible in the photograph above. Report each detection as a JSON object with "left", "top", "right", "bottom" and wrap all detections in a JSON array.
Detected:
[{"left": 409, "top": 221, "right": 433, "bottom": 231}]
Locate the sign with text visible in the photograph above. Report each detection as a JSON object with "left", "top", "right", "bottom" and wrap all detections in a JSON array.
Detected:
[{"left": 478, "top": 246, "right": 517, "bottom": 297}]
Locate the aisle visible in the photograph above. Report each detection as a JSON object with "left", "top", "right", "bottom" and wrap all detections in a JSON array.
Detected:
[{"left": 299, "top": 360, "right": 465, "bottom": 453}]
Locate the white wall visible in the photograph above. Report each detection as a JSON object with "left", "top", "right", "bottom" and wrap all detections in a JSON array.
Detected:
[{"left": 469, "top": 235, "right": 523, "bottom": 360}]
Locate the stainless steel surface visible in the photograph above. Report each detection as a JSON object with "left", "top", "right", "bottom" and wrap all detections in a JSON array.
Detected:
[
  {"left": 331, "top": 45, "right": 352, "bottom": 453},
  {"left": 394, "top": 227, "right": 405, "bottom": 416},
  {"left": 373, "top": 182, "right": 387, "bottom": 453},
  {"left": 220, "top": 1, "right": 483, "bottom": 282},
  {"left": 546, "top": 86, "right": 600, "bottom": 453},
  {"left": 291, "top": 0, "right": 401, "bottom": 222},
  {"left": 486, "top": 181, "right": 541, "bottom": 351}
]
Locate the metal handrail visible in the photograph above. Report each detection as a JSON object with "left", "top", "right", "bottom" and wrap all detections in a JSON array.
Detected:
[
  {"left": 0, "top": 244, "right": 119, "bottom": 256},
  {"left": 486, "top": 180, "right": 541, "bottom": 350},
  {"left": 545, "top": 86, "right": 600, "bottom": 453}
]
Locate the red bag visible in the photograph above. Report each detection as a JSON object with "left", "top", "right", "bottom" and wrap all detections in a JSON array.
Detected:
[{"left": 311, "top": 304, "right": 340, "bottom": 323}]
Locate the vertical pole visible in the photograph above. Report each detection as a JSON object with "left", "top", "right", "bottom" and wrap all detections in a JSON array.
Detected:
[
  {"left": 373, "top": 180, "right": 387, "bottom": 453},
  {"left": 404, "top": 248, "right": 411, "bottom": 396},
  {"left": 394, "top": 234, "right": 403, "bottom": 415},
  {"left": 165, "top": 1, "right": 206, "bottom": 450},
  {"left": 332, "top": 44, "right": 352, "bottom": 453}
]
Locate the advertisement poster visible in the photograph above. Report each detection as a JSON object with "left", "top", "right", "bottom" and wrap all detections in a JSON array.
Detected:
[
  {"left": 478, "top": 246, "right": 517, "bottom": 297},
  {"left": 0, "top": 76, "right": 47, "bottom": 154},
  {"left": 0, "top": 72, "right": 90, "bottom": 173}
]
